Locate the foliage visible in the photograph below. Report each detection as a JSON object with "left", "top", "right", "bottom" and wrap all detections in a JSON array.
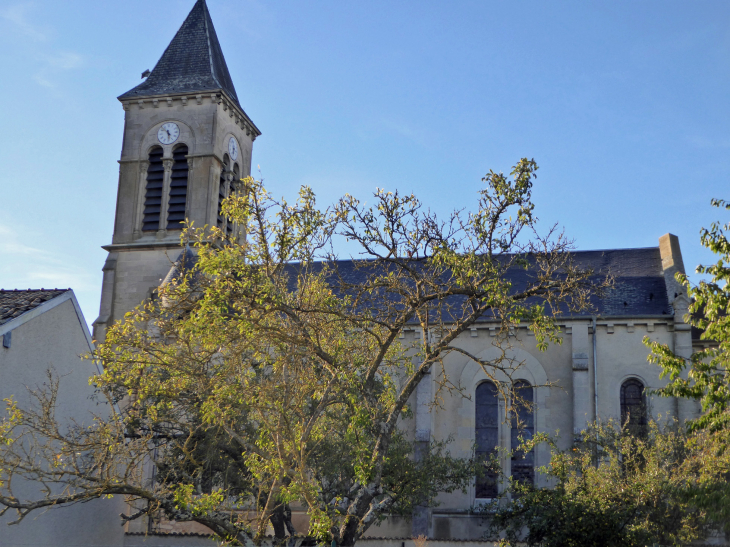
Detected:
[
  {"left": 0, "top": 160, "right": 600, "bottom": 546},
  {"left": 487, "top": 420, "right": 730, "bottom": 547},
  {"left": 645, "top": 198, "right": 730, "bottom": 433}
]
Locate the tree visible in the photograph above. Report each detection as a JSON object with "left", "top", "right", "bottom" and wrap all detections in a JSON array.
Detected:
[
  {"left": 641, "top": 197, "right": 730, "bottom": 531},
  {"left": 486, "top": 420, "right": 730, "bottom": 547},
  {"left": 0, "top": 159, "right": 599, "bottom": 546},
  {"left": 645, "top": 198, "right": 730, "bottom": 433}
]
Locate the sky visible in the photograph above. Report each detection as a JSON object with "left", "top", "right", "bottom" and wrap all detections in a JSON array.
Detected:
[{"left": 1, "top": 0, "right": 729, "bottom": 330}]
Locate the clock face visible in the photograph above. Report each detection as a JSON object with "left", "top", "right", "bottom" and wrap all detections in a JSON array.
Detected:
[
  {"left": 157, "top": 122, "right": 180, "bottom": 145},
  {"left": 228, "top": 136, "right": 239, "bottom": 161}
]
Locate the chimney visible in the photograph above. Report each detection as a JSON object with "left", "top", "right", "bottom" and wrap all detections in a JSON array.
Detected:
[{"left": 659, "top": 233, "right": 687, "bottom": 309}]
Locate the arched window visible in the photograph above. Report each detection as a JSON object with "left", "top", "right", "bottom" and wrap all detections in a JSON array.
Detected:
[
  {"left": 228, "top": 163, "right": 240, "bottom": 237},
  {"left": 142, "top": 147, "right": 164, "bottom": 231},
  {"left": 475, "top": 381, "right": 499, "bottom": 498},
  {"left": 511, "top": 380, "right": 534, "bottom": 486},
  {"left": 166, "top": 144, "right": 189, "bottom": 229},
  {"left": 621, "top": 379, "right": 647, "bottom": 436},
  {"left": 217, "top": 154, "right": 230, "bottom": 231}
]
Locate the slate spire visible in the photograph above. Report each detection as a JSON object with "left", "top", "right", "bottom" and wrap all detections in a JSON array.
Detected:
[{"left": 119, "top": 0, "right": 241, "bottom": 107}]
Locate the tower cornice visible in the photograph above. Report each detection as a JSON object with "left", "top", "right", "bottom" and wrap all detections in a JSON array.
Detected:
[{"left": 119, "top": 90, "right": 261, "bottom": 139}]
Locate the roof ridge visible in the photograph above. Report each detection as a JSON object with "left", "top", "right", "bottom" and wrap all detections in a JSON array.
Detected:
[
  {"left": 0, "top": 288, "right": 70, "bottom": 293},
  {"left": 201, "top": 1, "right": 220, "bottom": 91},
  {"left": 571, "top": 245, "right": 659, "bottom": 253}
]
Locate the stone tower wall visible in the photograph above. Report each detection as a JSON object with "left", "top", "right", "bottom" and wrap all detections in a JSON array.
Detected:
[{"left": 93, "top": 92, "right": 256, "bottom": 342}]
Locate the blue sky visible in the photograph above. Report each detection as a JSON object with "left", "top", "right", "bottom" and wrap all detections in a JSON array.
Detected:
[{"left": 1, "top": 0, "right": 728, "bottom": 328}]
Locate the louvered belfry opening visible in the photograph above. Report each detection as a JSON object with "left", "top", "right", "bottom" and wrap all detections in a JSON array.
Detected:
[
  {"left": 228, "top": 163, "right": 239, "bottom": 237},
  {"left": 217, "top": 154, "right": 230, "bottom": 231},
  {"left": 166, "top": 144, "right": 189, "bottom": 229},
  {"left": 142, "top": 147, "right": 164, "bottom": 231}
]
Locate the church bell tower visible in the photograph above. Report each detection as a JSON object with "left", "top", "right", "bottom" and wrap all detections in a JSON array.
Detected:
[{"left": 93, "top": 0, "right": 260, "bottom": 342}]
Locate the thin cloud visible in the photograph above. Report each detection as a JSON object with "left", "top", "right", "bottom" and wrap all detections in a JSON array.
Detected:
[
  {"left": 0, "top": 223, "right": 97, "bottom": 293},
  {"left": 33, "top": 73, "right": 54, "bottom": 88},
  {"left": 45, "top": 51, "right": 83, "bottom": 70},
  {"left": 34, "top": 51, "right": 85, "bottom": 88},
  {"left": 379, "top": 117, "right": 429, "bottom": 148},
  {"left": 0, "top": 222, "right": 102, "bottom": 328},
  {"left": 0, "top": 3, "right": 48, "bottom": 41},
  {"left": 0, "top": 4, "right": 83, "bottom": 88},
  {"left": 0, "top": 225, "right": 54, "bottom": 259}
]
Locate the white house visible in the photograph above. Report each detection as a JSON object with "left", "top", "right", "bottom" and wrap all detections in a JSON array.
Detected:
[{"left": 0, "top": 289, "right": 127, "bottom": 547}]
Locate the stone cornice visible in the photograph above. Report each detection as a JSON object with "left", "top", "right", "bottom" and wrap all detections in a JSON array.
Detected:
[
  {"left": 102, "top": 241, "right": 184, "bottom": 252},
  {"left": 119, "top": 90, "right": 261, "bottom": 139},
  {"left": 398, "top": 317, "right": 677, "bottom": 339}
]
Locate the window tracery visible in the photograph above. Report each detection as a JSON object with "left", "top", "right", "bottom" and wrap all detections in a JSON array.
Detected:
[
  {"left": 475, "top": 381, "right": 499, "bottom": 498},
  {"left": 621, "top": 378, "right": 647, "bottom": 437},
  {"left": 510, "top": 380, "right": 534, "bottom": 487}
]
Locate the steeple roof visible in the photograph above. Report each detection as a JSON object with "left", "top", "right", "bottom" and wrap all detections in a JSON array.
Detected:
[{"left": 119, "top": 0, "right": 241, "bottom": 108}]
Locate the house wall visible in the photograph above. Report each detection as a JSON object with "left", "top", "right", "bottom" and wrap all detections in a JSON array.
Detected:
[{"left": 0, "top": 298, "right": 127, "bottom": 547}]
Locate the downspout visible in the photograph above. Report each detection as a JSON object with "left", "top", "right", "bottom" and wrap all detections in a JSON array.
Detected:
[{"left": 592, "top": 316, "right": 598, "bottom": 421}]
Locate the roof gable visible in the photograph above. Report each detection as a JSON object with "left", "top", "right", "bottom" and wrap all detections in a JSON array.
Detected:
[{"left": 118, "top": 0, "right": 241, "bottom": 108}]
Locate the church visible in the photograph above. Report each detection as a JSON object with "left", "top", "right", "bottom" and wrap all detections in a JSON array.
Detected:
[{"left": 83, "top": 0, "right": 702, "bottom": 544}]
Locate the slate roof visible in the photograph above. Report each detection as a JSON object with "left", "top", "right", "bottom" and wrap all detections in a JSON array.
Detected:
[
  {"left": 0, "top": 289, "right": 69, "bottom": 327},
  {"left": 321, "top": 246, "right": 671, "bottom": 319},
  {"left": 168, "top": 246, "right": 672, "bottom": 319},
  {"left": 118, "top": 0, "right": 242, "bottom": 109},
  {"left": 160, "top": 246, "right": 198, "bottom": 288},
  {"left": 563, "top": 247, "right": 671, "bottom": 316}
]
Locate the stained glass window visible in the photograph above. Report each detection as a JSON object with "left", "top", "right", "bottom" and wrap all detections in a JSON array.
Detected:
[
  {"left": 475, "top": 381, "right": 499, "bottom": 498},
  {"left": 621, "top": 379, "right": 647, "bottom": 437},
  {"left": 510, "top": 380, "right": 534, "bottom": 487}
]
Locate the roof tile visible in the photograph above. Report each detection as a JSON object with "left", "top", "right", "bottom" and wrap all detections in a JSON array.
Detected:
[{"left": 0, "top": 289, "right": 69, "bottom": 327}]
